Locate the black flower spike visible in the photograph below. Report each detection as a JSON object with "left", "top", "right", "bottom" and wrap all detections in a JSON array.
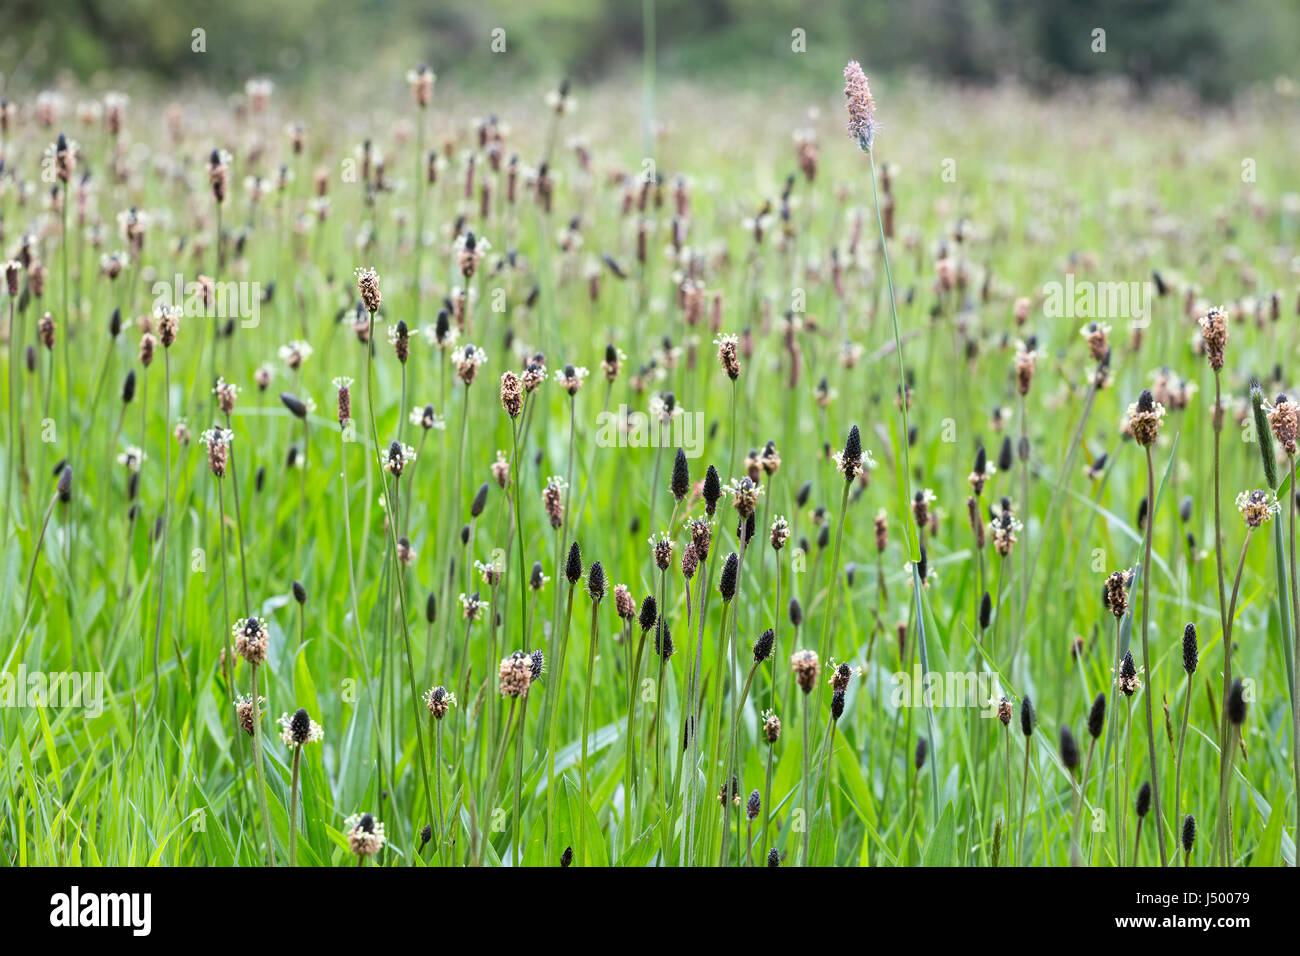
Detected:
[
  {"left": 1088, "top": 692, "right": 1106, "bottom": 739},
  {"left": 1135, "top": 781, "right": 1151, "bottom": 818},
  {"left": 109, "top": 306, "right": 122, "bottom": 338},
  {"left": 289, "top": 708, "right": 312, "bottom": 745},
  {"left": 1019, "top": 695, "right": 1035, "bottom": 737},
  {"left": 766, "top": 847, "right": 780, "bottom": 867},
  {"left": 57, "top": 466, "right": 72, "bottom": 503},
  {"left": 788, "top": 596, "right": 803, "bottom": 627},
  {"left": 565, "top": 541, "right": 583, "bottom": 584},
  {"left": 460, "top": 523, "right": 471, "bottom": 545},
  {"left": 831, "top": 689, "right": 846, "bottom": 721},
  {"left": 997, "top": 436, "right": 1014, "bottom": 472},
  {"left": 639, "top": 594, "right": 657, "bottom": 632},
  {"left": 1120, "top": 650, "right": 1137, "bottom": 682},
  {"left": 796, "top": 480, "right": 812, "bottom": 507},
  {"left": 1181, "top": 814, "right": 1196, "bottom": 854},
  {"left": 719, "top": 552, "right": 739, "bottom": 601},
  {"left": 1059, "top": 726, "right": 1079, "bottom": 771},
  {"left": 560, "top": 846, "right": 573, "bottom": 867},
  {"left": 121, "top": 368, "right": 136, "bottom": 404},
  {"left": 702, "top": 465, "right": 722, "bottom": 517},
  {"left": 746, "top": 789, "right": 761, "bottom": 820},
  {"left": 470, "top": 481, "right": 490, "bottom": 518},
  {"left": 654, "top": 620, "right": 673, "bottom": 658},
  {"left": 979, "top": 591, "right": 992, "bottom": 630},
  {"left": 292, "top": 580, "right": 307, "bottom": 604},
  {"left": 530, "top": 561, "right": 545, "bottom": 590},
  {"left": 973, "top": 444, "right": 987, "bottom": 475},
  {"left": 914, "top": 736, "right": 928, "bottom": 771},
  {"left": 1136, "top": 388, "right": 1155, "bottom": 414},
  {"left": 530, "top": 649, "right": 545, "bottom": 681},
  {"left": 425, "top": 592, "right": 437, "bottom": 623},
  {"left": 671, "top": 447, "right": 689, "bottom": 501},
  {"left": 280, "top": 392, "right": 308, "bottom": 419},
  {"left": 1227, "top": 678, "right": 1247, "bottom": 726},
  {"left": 753, "top": 628, "right": 775, "bottom": 663},
  {"left": 1182, "top": 623, "right": 1198, "bottom": 674},
  {"left": 1178, "top": 495, "right": 1193, "bottom": 524},
  {"left": 587, "top": 560, "right": 607, "bottom": 601}
]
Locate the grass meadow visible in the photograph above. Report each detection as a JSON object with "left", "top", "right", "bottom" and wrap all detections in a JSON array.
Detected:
[{"left": 2, "top": 64, "right": 1299, "bottom": 868}]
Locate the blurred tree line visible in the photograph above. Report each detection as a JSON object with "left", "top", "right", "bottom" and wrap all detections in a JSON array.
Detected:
[{"left": 3, "top": 0, "right": 1296, "bottom": 100}]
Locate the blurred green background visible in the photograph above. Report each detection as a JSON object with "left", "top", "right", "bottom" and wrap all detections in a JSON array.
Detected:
[{"left": 3, "top": 0, "right": 1298, "bottom": 100}]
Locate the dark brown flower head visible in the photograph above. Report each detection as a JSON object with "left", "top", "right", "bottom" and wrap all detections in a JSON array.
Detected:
[
  {"left": 762, "top": 708, "right": 781, "bottom": 743},
  {"left": 689, "top": 518, "right": 712, "bottom": 564},
  {"left": 680, "top": 541, "right": 699, "bottom": 580},
  {"left": 1126, "top": 389, "right": 1165, "bottom": 446},
  {"left": 355, "top": 267, "right": 381, "bottom": 314},
  {"left": 542, "top": 475, "right": 568, "bottom": 529},
  {"left": 753, "top": 628, "right": 775, "bottom": 663},
  {"left": 1117, "top": 650, "right": 1143, "bottom": 697},
  {"left": 1088, "top": 692, "right": 1106, "bottom": 739},
  {"left": 613, "top": 583, "right": 636, "bottom": 620},
  {"left": 1135, "top": 781, "right": 1151, "bottom": 817},
  {"left": 671, "top": 447, "right": 690, "bottom": 501},
  {"left": 1197, "top": 307, "right": 1228, "bottom": 372},
  {"left": 702, "top": 465, "right": 722, "bottom": 517},
  {"left": 1182, "top": 623, "right": 1198, "bottom": 675},
  {"left": 996, "top": 697, "right": 1012, "bottom": 726},
  {"left": 842, "top": 60, "right": 878, "bottom": 152},
  {"left": 500, "top": 370, "right": 523, "bottom": 419},
  {"left": 1227, "top": 678, "right": 1248, "bottom": 725},
  {"left": 1059, "top": 726, "right": 1079, "bottom": 771},
  {"left": 235, "top": 694, "right": 264, "bottom": 736},
  {"left": 1104, "top": 569, "right": 1133, "bottom": 619},
  {"left": 746, "top": 789, "right": 761, "bottom": 821},
  {"left": 1019, "top": 695, "right": 1035, "bottom": 736},
  {"left": 769, "top": 515, "right": 790, "bottom": 550},
  {"left": 424, "top": 685, "right": 456, "bottom": 719},
  {"left": 791, "top": 649, "right": 820, "bottom": 694},
  {"left": 1181, "top": 814, "right": 1196, "bottom": 854},
  {"left": 719, "top": 551, "right": 739, "bottom": 600},
  {"left": 586, "top": 559, "right": 606, "bottom": 601}
]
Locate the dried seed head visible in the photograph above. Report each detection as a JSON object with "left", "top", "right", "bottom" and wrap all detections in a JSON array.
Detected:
[
  {"left": 770, "top": 515, "right": 790, "bottom": 551},
  {"left": 791, "top": 649, "right": 820, "bottom": 693},
  {"left": 1088, "top": 692, "right": 1106, "bottom": 739},
  {"left": 1197, "top": 307, "right": 1227, "bottom": 371},
  {"left": 498, "top": 650, "right": 534, "bottom": 697},
  {"left": 762, "top": 708, "right": 781, "bottom": 743},
  {"left": 235, "top": 694, "right": 264, "bottom": 736},
  {"left": 499, "top": 370, "right": 523, "bottom": 419},
  {"left": 613, "top": 583, "right": 636, "bottom": 620},
  {"left": 680, "top": 541, "right": 699, "bottom": 580},
  {"left": 842, "top": 60, "right": 878, "bottom": 152},
  {"left": 355, "top": 266, "right": 382, "bottom": 313},
  {"left": 332, "top": 376, "right": 353, "bottom": 427},
  {"left": 1182, "top": 623, "right": 1198, "bottom": 674},
  {"left": 714, "top": 332, "right": 740, "bottom": 380},
  {"left": 542, "top": 475, "right": 568, "bottom": 529},
  {"left": 650, "top": 531, "right": 674, "bottom": 570},
  {"left": 689, "top": 517, "right": 712, "bottom": 564},
  {"left": 1103, "top": 569, "right": 1132, "bottom": 619}
]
